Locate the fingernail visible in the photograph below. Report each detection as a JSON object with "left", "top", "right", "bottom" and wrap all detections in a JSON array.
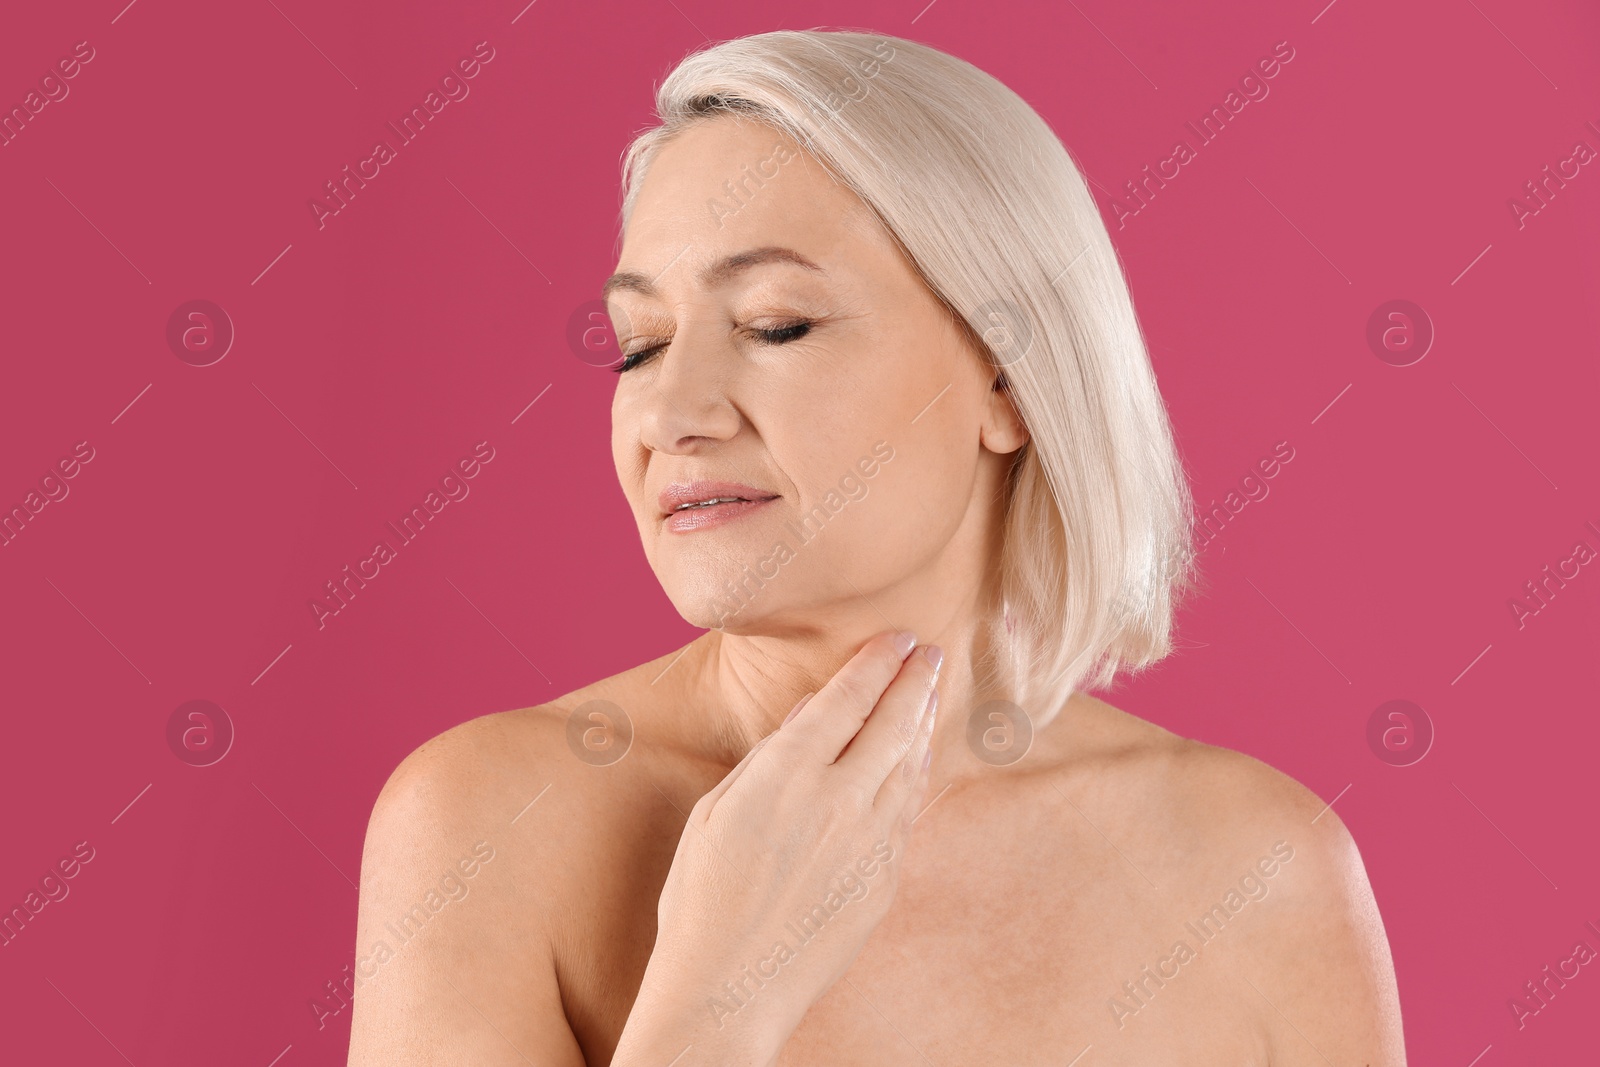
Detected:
[
  {"left": 784, "top": 692, "right": 814, "bottom": 724},
  {"left": 892, "top": 630, "right": 917, "bottom": 658},
  {"left": 922, "top": 747, "right": 932, "bottom": 771},
  {"left": 921, "top": 644, "right": 944, "bottom": 672},
  {"left": 925, "top": 687, "right": 939, "bottom": 717}
]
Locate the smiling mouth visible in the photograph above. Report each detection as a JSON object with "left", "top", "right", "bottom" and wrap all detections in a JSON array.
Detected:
[
  {"left": 674, "top": 495, "right": 766, "bottom": 512},
  {"left": 662, "top": 495, "right": 778, "bottom": 532}
]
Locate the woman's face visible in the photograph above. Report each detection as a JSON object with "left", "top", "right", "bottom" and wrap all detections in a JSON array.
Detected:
[{"left": 606, "top": 116, "right": 1024, "bottom": 633}]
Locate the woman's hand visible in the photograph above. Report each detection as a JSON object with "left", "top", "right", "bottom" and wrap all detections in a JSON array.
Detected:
[{"left": 612, "top": 629, "right": 942, "bottom": 1067}]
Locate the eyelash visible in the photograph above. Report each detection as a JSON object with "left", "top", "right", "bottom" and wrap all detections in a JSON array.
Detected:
[{"left": 611, "top": 321, "right": 813, "bottom": 374}]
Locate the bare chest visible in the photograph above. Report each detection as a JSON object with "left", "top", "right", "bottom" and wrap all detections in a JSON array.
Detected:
[
  {"left": 773, "top": 814, "right": 1271, "bottom": 1066},
  {"left": 563, "top": 789, "right": 1271, "bottom": 1066}
]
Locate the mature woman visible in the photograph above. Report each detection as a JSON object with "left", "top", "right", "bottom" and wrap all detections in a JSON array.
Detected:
[{"left": 348, "top": 29, "right": 1405, "bottom": 1066}]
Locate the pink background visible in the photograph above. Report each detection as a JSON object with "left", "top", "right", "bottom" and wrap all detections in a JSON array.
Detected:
[{"left": 1, "top": 0, "right": 1596, "bottom": 1062}]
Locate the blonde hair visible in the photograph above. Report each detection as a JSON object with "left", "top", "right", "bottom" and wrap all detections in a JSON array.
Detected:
[{"left": 618, "top": 29, "right": 1194, "bottom": 714}]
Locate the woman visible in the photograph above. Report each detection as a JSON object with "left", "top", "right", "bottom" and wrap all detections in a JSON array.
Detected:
[{"left": 348, "top": 29, "right": 1405, "bottom": 1066}]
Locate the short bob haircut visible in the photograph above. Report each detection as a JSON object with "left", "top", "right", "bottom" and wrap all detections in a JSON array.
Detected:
[{"left": 618, "top": 29, "right": 1194, "bottom": 714}]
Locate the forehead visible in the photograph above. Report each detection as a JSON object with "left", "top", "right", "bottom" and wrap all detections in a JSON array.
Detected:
[{"left": 616, "top": 116, "right": 885, "bottom": 282}]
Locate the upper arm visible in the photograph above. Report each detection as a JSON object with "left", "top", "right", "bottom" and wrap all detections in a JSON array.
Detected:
[
  {"left": 347, "top": 716, "right": 588, "bottom": 1067},
  {"left": 1199, "top": 752, "right": 1407, "bottom": 1066}
]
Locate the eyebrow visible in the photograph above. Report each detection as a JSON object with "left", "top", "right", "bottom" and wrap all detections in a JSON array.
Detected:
[{"left": 601, "top": 246, "right": 824, "bottom": 302}]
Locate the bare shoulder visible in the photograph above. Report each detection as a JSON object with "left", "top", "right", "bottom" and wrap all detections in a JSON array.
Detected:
[
  {"left": 1057, "top": 693, "right": 1367, "bottom": 873},
  {"left": 362, "top": 655, "right": 680, "bottom": 906},
  {"left": 1063, "top": 695, "right": 1406, "bottom": 1063},
  {"left": 348, "top": 705, "right": 589, "bottom": 1065},
  {"left": 349, "top": 654, "right": 686, "bottom": 1067},
  {"left": 366, "top": 631, "right": 707, "bottom": 831},
  {"left": 365, "top": 701, "right": 577, "bottom": 850},
  {"left": 1148, "top": 725, "right": 1384, "bottom": 936},
  {"left": 350, "top": 640, "right": 734, "bottom": 1064}
]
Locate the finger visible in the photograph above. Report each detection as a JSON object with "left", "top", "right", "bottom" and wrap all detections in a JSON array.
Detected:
[
  {"left": 869, "top": 670, "right": 938, "bottom": 812},
  {"left": 693, "top": 693, "right": 805, "bottom": 816},
  {"left": 693, "top": 736, "right": 770, "bottom": 822},
  {"left": 889, "top": 711, "right": 937, "bottom": 827},
  {"left": 783, "top": 692, "right": 815, "bottom": 725},
  {"left": 836, "top": 643, "right": 941, "bottom": 787},
  {"left": 785, "top": 630, "right": 918, "bottom": 763}
]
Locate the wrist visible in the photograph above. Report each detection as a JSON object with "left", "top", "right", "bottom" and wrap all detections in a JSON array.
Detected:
[{"left": 615, "top": 968, "right": 788, "bottom": 1067}]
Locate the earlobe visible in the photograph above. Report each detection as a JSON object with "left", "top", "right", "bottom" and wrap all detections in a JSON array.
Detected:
[{"left": 981, "top": 381, "right": 1030, "bottom": 455}]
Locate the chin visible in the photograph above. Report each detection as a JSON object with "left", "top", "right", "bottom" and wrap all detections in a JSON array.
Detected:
[
  {"left": 649, "top": 541, "right": 782, "bottom": 620},
  {"left": 652, "top": 560, "right": 805, "bottom": 633},
  {"left": 667, "top": 582, "right": 775, "bottom": 633}
]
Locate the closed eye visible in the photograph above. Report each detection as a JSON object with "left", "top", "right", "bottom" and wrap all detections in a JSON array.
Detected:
[{"left": 611, "top": 320, "right": 814, "bottom": 373}]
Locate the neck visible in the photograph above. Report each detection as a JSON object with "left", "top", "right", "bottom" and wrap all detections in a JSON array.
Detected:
[
  {"left": 664, "top": 448, "right": 1037, "bottom": 773},
  {"left": 682, "top": 569, "right": 1023, "bottom": 773}
]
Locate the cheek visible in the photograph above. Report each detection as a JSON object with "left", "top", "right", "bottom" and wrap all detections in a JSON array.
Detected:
[
  {"left": 764, "top": 345, "right": 896, "bottom": 441},
  {"left": 764, "top": 349, "right": 973, "bottom": 522},
  {"left": 610, "top": 395, "right": 647, "bottom": 509},
  {"left": 888, "top": 431, "right": 970, "bottom": 527},
  {"left": 757, "top": 371, "right": 880, "bottom": 483},
  {"left": 779, "top": 415, "right": 960, "bottom": 547},
  {"left": 609, "top": 400, "right": 626, "bottom": 482}
]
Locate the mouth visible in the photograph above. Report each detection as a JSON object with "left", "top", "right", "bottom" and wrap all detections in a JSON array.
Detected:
[
  {"left": 659, "top": 481, "right": 780, "bottom": 533},
  {"left": 676, "top": 496, "right": 758, "bottom": 511}
]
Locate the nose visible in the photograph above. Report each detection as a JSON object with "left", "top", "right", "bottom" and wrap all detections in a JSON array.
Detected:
[{"left": 633, "top": 321, "right": 743, "bottom": 455}]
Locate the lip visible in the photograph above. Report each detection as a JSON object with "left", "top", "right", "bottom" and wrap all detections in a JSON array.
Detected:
[{"left": 659, "top": 480, "right": 780, "bottom": 534}]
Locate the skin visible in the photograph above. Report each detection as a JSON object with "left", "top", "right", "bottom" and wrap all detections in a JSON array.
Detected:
[{"left": 347, "top": 116, "right": 1407, "bottom": 1066}]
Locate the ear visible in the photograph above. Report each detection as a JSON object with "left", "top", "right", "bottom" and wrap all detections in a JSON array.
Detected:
[{"left": 981, "top": 370, "right": 1029, "bottom": 454}]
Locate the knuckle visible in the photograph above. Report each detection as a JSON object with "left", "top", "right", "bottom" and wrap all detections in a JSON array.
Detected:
[
  {"left": 892, "top": 705, "right": 922, "bottom": 748},
  {"left": 875, "top": 841, "right": 904, "bottom": 886},
  {"left": 828, "top": 789, "right": 871, "bottom": 824},
  {"left": 852, "top": 776, "right": 881, "bottom": 814},
  {"left": 828, "top": 671, "right": 875, "bottom": 712},
  {"left": 762, "top": 733, "right": 811, "bottom": 776},
  {"left": 830, "top": 775, "right": 874, "bottom": 818}
]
